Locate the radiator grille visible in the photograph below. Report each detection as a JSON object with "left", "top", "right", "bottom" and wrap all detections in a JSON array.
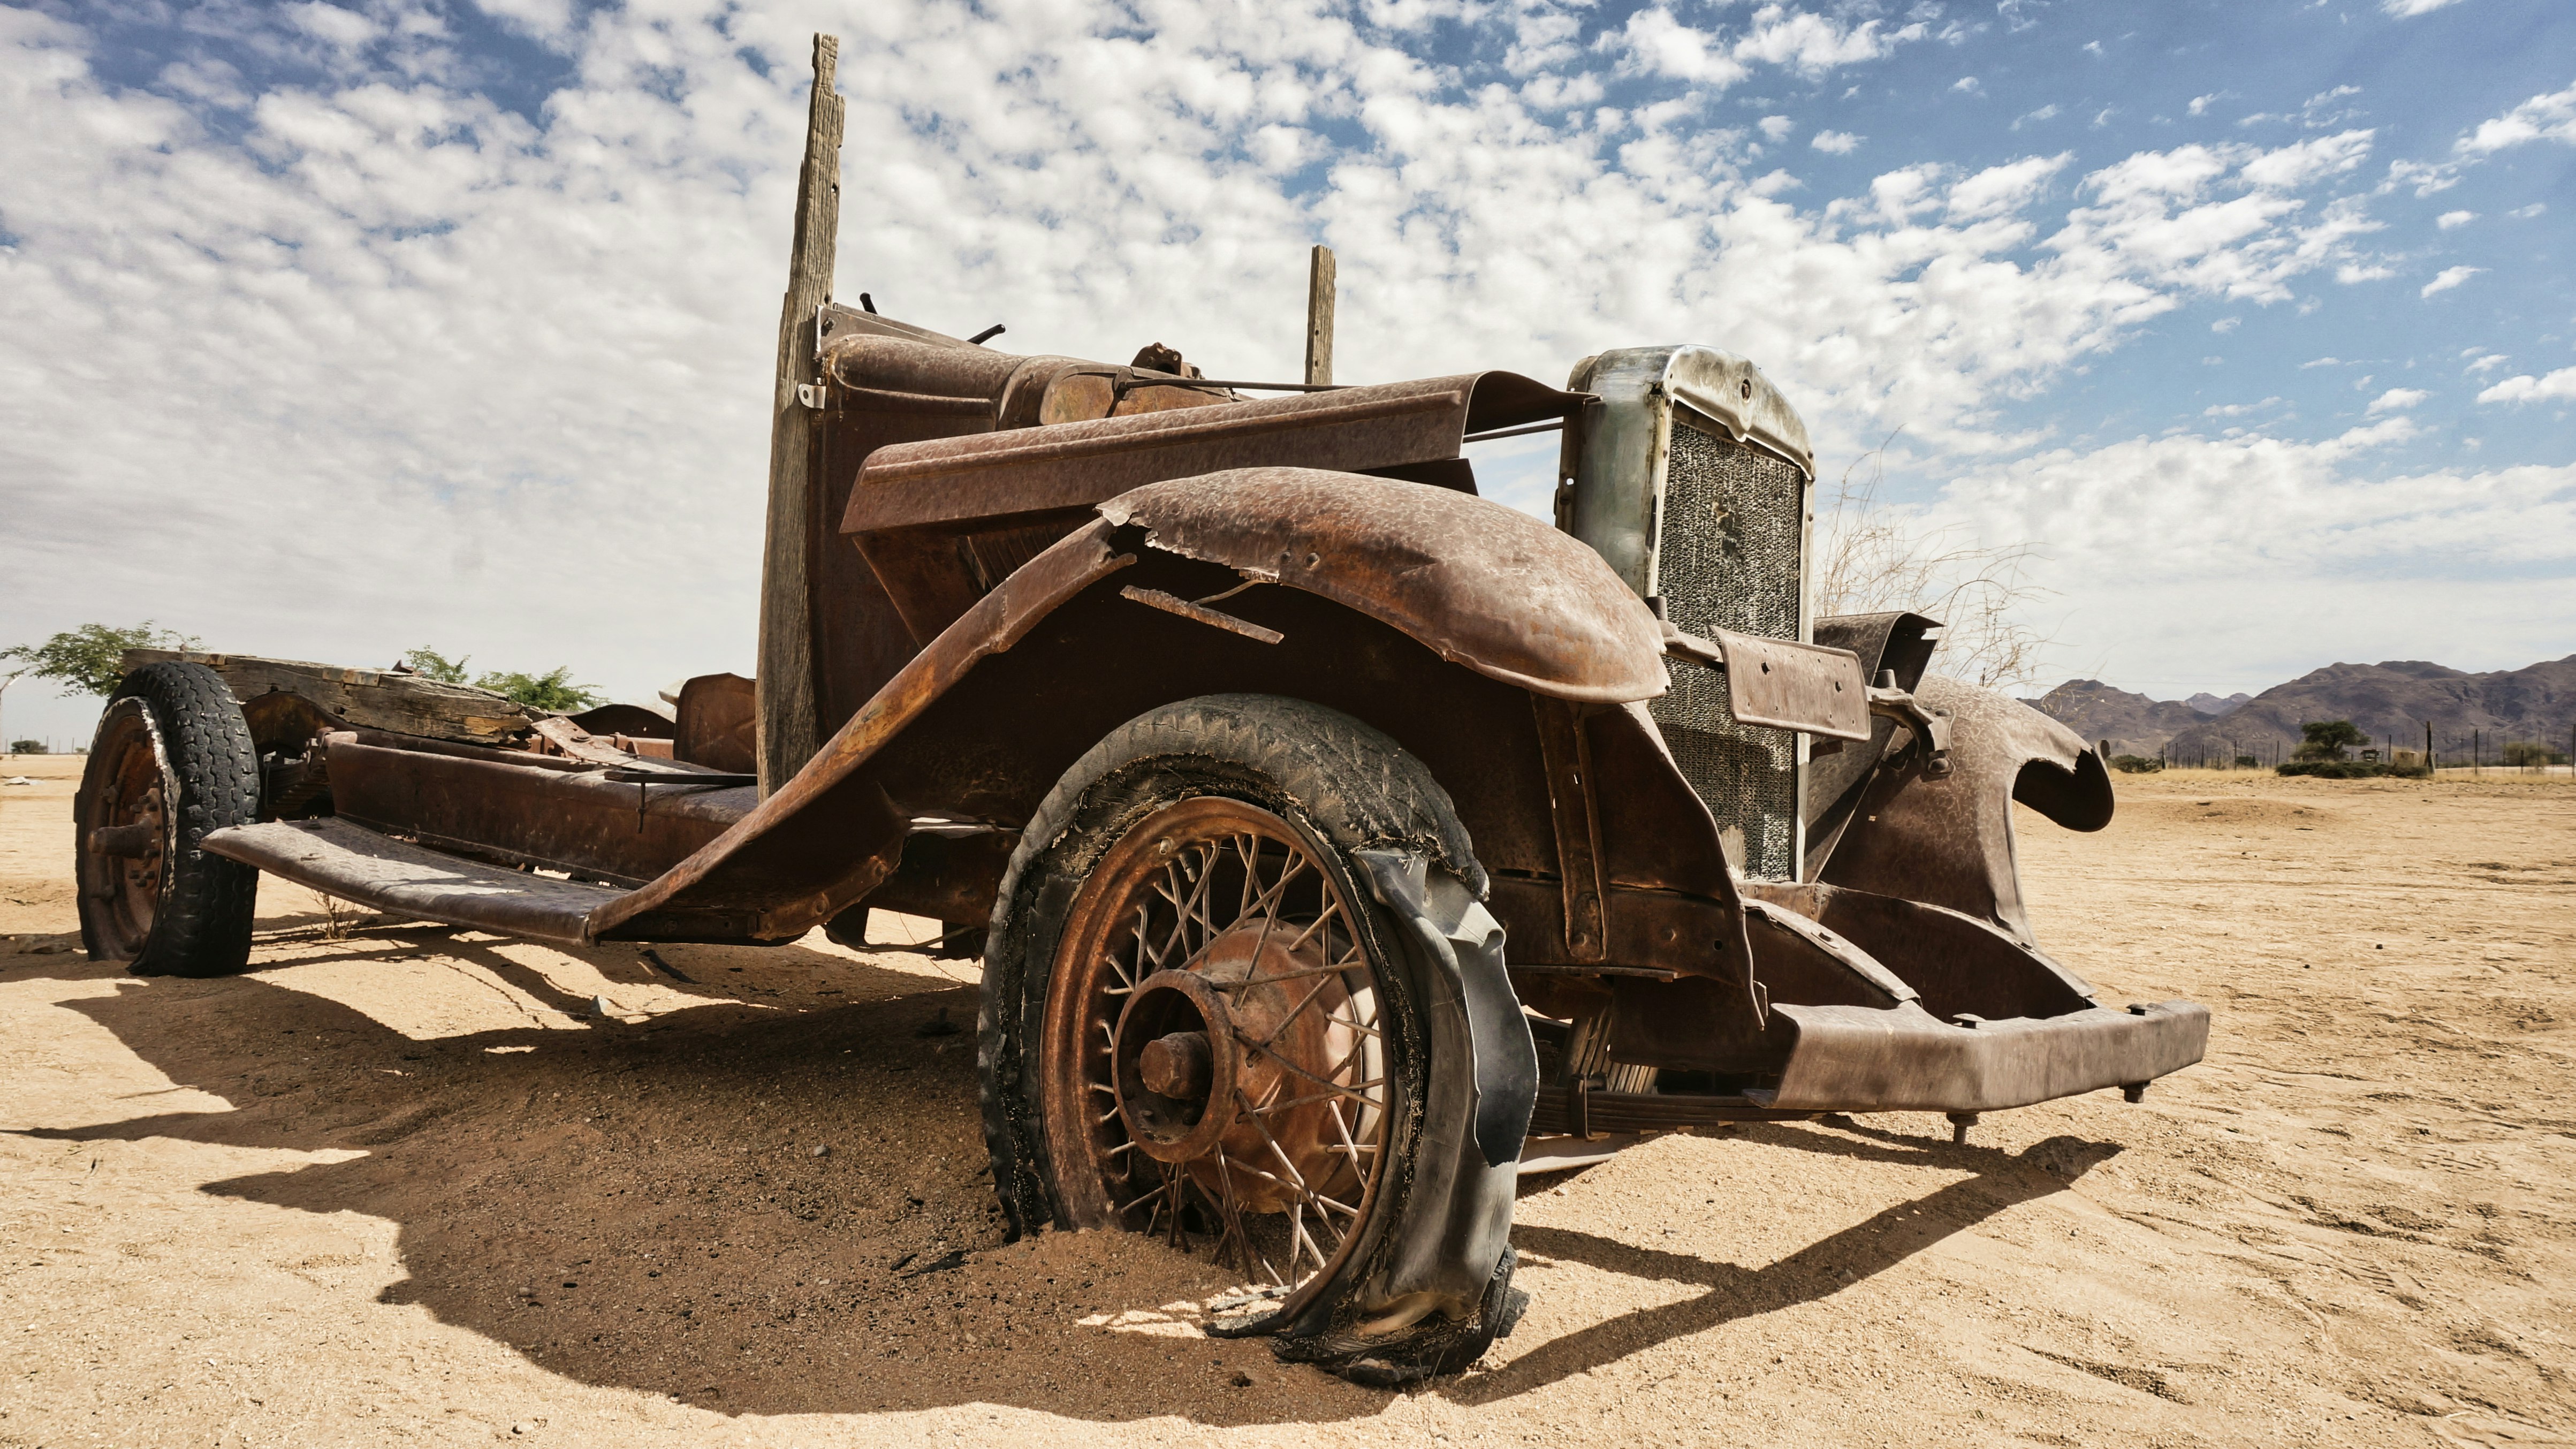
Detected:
[{"left": 1650, "top": 418, "right": 1807, "bottom": 879}]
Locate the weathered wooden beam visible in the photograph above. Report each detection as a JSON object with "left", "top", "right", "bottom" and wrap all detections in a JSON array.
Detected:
[
  {"left": 756, "top": 33, "right": 847, "bottom": 798},
  {"left": 1304, "top": 244, "right": 1336, "bottom": 388},
  {"left": 123, "top": 649, "right": 535, "bottom": 746}
]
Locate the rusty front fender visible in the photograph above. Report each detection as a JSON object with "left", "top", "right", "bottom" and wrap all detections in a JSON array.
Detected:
[
  {"left": 590, "top": 468, "right": 1669, "bottom": 943},
  {"left": 1100, "top": 468, "right": 1670, "bottom": 704}
]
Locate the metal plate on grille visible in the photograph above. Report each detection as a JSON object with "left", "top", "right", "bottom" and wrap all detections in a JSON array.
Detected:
[{"left": 1712, "top": 630, "right": 1868, "bottom": 740}]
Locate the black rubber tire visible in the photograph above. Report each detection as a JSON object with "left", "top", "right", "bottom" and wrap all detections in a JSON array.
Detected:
[
  {"left": 978, "top": 693, "right": 1510, "bottom": 1382},
  {"left": 75, "top": 662, "right": 261, "bottom": 977}
]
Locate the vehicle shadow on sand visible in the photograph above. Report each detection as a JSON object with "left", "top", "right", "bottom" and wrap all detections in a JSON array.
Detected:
[
  {"left": 1466, "top": 1124, "right": 2121, "bottom": 1403},
  {"left": 7, "top": 930, "right": 2113, "bottom": 1424}
]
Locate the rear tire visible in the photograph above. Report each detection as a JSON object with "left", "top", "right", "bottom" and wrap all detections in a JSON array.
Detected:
[
  {"left": 978, "top": 693, "right": 1518, "bottom": 1382},
  {"left": 74, "top": 662, "right": 261, "bottom": 977}
]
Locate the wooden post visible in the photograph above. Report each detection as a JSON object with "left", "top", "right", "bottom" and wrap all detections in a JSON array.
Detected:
[
  {"left": 1303, "top": 245, "right": 1336, "bottom": 388},
  {"left": 755, "top": 34, "right": 846, "bottom": 797}
]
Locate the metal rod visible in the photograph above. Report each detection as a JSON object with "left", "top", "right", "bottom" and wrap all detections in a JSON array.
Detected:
[
  {"left": 1462, "top": 418, "right": 1566, "bottom": 444},
  {"left": 1120, "top": 375, "right": 1347, "bottom": 393}
]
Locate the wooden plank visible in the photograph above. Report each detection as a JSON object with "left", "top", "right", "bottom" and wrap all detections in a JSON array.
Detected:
[
  {"left": 124, "top": 649, "right": 534, "bottom": 746},
  {"left": 756, "top": 33, "right": 847, "bottom": 798},
  {"left": 1304, "top": 244, "right": 1336, "bottom": 388},
  {"left": 201, "top": 818, "right": 619, "bottom": 944}
]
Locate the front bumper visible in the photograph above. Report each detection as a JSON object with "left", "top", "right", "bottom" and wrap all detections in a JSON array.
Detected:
[{"left": 1754, "top": 998, "right": 2210, "bottom": 1114}]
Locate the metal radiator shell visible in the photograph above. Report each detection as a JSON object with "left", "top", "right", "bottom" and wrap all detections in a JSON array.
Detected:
[{"left": 1563, "top": 345, "right": 1818, "bottom": 880}]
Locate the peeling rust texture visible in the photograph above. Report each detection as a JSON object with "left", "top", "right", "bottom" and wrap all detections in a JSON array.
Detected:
[{"left": 1103, "top": 468, "right": 1669, "bottom": 704}]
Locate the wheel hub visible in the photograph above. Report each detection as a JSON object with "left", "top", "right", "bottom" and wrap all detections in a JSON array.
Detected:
[{"left": 1110, "top": 918, "right": 1373, "bottom": 1215}]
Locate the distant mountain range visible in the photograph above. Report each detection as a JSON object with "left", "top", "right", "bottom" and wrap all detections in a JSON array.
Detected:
[{"left": 2022, "top": 656, "right": 2576, "bottom": 764}]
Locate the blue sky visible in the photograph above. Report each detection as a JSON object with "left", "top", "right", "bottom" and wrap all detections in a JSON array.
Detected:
[{"left": 2, "top": 0, "right": 2571, "bottom": 748}]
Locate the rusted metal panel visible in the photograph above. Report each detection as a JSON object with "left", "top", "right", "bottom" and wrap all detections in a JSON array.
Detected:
[
  {"left": 1529, "top": 697, "right": 1607, "bottom": 962},
  {"left": 840, "top": 372, "right": 1590, "bottom": 645},
  {"left": 324, "top": 729, "right": 753, "bottom": 888},
  {"left": 846, "top": 378, "right": 1479, "bottom": 535},
  {"left": 674, "top": 673, "right": 756, "bottom": 774},
  {"left": 1101, "top": 468, "right": 1669, "bottom": 703}
]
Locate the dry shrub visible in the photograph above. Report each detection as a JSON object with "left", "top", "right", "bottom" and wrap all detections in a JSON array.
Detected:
[{"left": 1814, "top": 435, "right": 2054, "bottom": 691}]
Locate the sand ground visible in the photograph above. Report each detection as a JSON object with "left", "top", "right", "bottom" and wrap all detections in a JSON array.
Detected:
[{"left": 2, "top": 754, "right": 2569, "bottom": 1447}]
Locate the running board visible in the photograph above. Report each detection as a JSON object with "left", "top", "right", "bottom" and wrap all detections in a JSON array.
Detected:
[{"left": 201, "top": 818, "right": 619, "bottom": 945}]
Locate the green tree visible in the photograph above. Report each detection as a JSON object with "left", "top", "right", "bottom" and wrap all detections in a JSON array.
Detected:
[
  {"left": 404, "top": 648, "right": 604, "bottom": 712},
  {"left": 472, "top": 666, "right": 605, "bottom": 712},
  {"left": 2296, "top": 719, "right": 2368, "bottom": 761},
  {"left": 400, "top": 647, "right": 473, "bottom": 684},
  {"left": 1, "top": 621, "right": 201, "bottom": 697}
]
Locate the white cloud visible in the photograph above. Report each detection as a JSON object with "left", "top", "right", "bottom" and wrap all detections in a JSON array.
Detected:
[
  {"left": 2509, "top": 202, "right": 2548, "bottom": 218},
  {"left": 1935, "top": 426, "right": 2576, "bottom": 687},
  {"left": 1732, "top": 5, "right": 1929, "bottom": 71},
  {"left": 1810, "top": 128, "right": 1861, "bottom": 154},
  {"left": 1612, "top": 3, "right": 1930, "bottom": 87},
  {"left": 2478, "top": 367, "right": 2576, "bottom": 405},
  {"left": 2240, "top": 128, "right": 2374, "bottom": 188},
  {"left": 1940, "top": 153, "right": 2071, "bottom": 219},
  {"left": 1612, "top": 7, "right": 1751, "bottom": 87},
  {"left": 2367, "top": 387, "right": 2428, "bottom": 413},
  {"left": 2337, "top": 262, "right": 2395, "bottom": 284},
  {"left": 2382, "top": 0, "right": 2468, "bottom": 13},
  {"left": 2421, "top": 265, "right": 2483, "bottom": 297},
  {"left": 2458, "top": 80, "right": 2576, "bottom": 155},
  {"left": 2300, "top": 356, "right": 2344, "bottom": 369},
  {"left": 2201, "top": 396, "right": 2280, "bottom": 417},
  {"left": 2211, "top": 316, "right": 2240, "bottom": 332},
  {"left": 2012, "top": 103, "right": 2059, "bottom": 131},
  {"left": 1952, "top": 75, "right": 1981, "bottom": 94},
  {"left": 1759, "top": 114, "right": 1794, "bottom": 141},
  {"left": 2189, "top": 93, "right": 2221, "bottom": 117},
  {"left": 2461, "top": 350, "right": 2510, "bottom": 376},
  {"left": 0, "top": 1, "right": 2478, "bottom": 741},
  {"left": 2045, "top": 133, "right": 2387, "bottom": 307},
  {"left": 2436, "top": 209, "right": 2476, "bottom": 229}
]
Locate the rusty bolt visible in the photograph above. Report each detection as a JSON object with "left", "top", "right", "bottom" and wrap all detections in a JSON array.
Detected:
[{"left": 1139, "top": 1031, "right": 1213, "bottom": 1100}]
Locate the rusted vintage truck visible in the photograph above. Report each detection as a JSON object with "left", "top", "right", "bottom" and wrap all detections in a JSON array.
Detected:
[{"left": 72, "top": 37, "right": 2205, "bottom": 1386}]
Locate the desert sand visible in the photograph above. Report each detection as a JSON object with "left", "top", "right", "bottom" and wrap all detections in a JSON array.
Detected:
[{"left": 2, "top": 752, "right": 2569, "bottom": 1447}]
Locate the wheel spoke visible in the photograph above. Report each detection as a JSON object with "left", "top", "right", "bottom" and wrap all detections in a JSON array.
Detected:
[
  {"left": 1234, "top": 1033, "right": 1385, "bottom": 1105},
  {"left": 1243, "top": 971, "right": 1338, "bottom": 1051}
]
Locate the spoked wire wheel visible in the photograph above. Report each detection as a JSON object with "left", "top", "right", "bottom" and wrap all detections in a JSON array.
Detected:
[{"left": 1039, "top": 795, "right": 1390, "bottom": 1316}]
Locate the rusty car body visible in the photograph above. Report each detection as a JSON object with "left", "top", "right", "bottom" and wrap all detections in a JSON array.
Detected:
[{"left": 72, "top": 36, "right": 2205, "bottom": 1389}]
